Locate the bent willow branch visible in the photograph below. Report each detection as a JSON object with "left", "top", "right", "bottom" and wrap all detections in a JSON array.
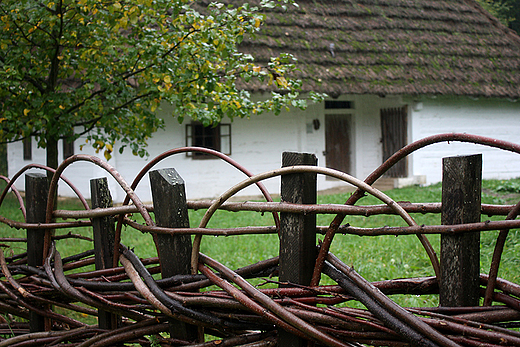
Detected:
[{"left": 0, "top": 135, "right": 519, "bottom": 346}]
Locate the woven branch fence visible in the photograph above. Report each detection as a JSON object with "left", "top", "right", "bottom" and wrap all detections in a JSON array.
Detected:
[{"left": 0, "top": 133, "right": 519, "bottom": 346}]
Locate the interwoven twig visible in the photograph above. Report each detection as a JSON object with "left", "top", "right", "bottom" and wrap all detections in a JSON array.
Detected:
[{"left": 0, "top": 134, "right": 519, "bottom": 346}]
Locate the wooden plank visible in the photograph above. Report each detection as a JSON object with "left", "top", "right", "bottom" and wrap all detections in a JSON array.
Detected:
[
  {"left": 381, "top": 106, "right": 407, "bottom": 177},
  {"left": 90, "top": 177, "right": 119, "bottom": 329},
  {"left": 149, "top": 168, "right": 198, "bottom": 342},
  {"left": 279, "top": 152, "right": 317, "bottom": 347},
  {"left": 325, "top": 114, "right": 351, "bottom": 174},
  {"left": 25, "top": 172, "right": 48, "bottom": 332},
  {"left": 440, "top": 154, "right": 482, "bottom": 307}
]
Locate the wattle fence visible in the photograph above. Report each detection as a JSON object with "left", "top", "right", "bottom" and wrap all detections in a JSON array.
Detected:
[{"left": 0, "top": 133, "right": 520, "bottom": 346}]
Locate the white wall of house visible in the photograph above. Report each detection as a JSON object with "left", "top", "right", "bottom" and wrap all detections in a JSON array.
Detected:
[
  {"left": 6, "top": 95, "right": 388, "bottom": 202},
  {"left": 9, "top": 94, "right": 520, "bottom": 203},
  {"left": 6, "top": 101, "right": 331, "bottom": 203},
  {"left": 409, "top": 96, "right": 520, "bottom": 185}
]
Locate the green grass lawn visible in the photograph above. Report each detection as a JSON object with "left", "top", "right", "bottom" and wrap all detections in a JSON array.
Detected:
[
  {"left": 1, "top": 178, "right": 520, "bottom": 309},
  {"left": 192, "top": 178, "right": 520, "bottom": 280}
]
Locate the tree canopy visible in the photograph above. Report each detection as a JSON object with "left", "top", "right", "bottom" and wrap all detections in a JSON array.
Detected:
[
  {"left": 0, "top": 0, "right": 319, "bottom": 167},
  {"left": 478, "top": 0, "right": 520, "bottom": 34}
]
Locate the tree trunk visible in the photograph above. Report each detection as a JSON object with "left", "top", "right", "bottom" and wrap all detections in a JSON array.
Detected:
[
  {"left": 46, "top": 137, "right": 59, "bottom": 172},
  {"left": 45, "top": 136, "right": 58, "bottom": 212}
]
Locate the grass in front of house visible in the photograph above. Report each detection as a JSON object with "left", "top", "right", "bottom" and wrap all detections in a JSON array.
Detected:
[{"left": 0, "top": 178, "right": 519, "bottom": 310}]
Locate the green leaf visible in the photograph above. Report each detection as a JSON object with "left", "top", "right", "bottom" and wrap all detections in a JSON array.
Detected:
[{"left": 0, "top": 0, "right": 312, "bottom": 167}]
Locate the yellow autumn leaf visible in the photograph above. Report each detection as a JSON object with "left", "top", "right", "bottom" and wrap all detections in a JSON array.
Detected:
[
  {"left": 106, "top": 143, "right": 113, "bottom": 152},
  {"left": 255, "top": 18, "right": 261, "bottom": 28},
  {"left": 23, "top": 109, "right": 30, "bottom": 116},
  {"left": 276, "top": 76, "right": 288, "bottom": 88},
  {"left": 163, "top": 75, "right": 171, "bottom": 84}
]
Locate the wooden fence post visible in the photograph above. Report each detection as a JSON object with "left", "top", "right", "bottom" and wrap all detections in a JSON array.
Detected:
[
  {"left": 149, "top": 168, "right": 198, "bottom": 342},
  {"left": 25, "top": 172, "right": 48, "bottom": 332},
  {"left": 440, "top": 154, "right": 482, "bottom": 307},
  {"left": 90, "top": 177, "right": 119, "bottom": 329},
  {"left": 279, "top": 152, "right": 317, "bottom": 347}
]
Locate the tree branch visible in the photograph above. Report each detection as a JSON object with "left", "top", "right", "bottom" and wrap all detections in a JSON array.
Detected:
[
  {"left": 121, "top": 28, "right": 199, "bottom": 80},
  {"left": 24, "top": 76, "right": 47, "bottom": 95},
  {"left": 36, "top": 1, "right": 58, "bottom": 15},
  {"left": 64, "top": 88, "right": 107, "bottom": 115},
  {"left": 47, "top": 0, "right": 64, "bottom": 93},
  {"left": 72, "top": 117, "right": 102, "bottom": 138},
  {"left": 66, "top": 91, "right": 153, "bottom": 135}
]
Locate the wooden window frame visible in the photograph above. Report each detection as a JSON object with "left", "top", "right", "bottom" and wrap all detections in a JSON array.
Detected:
[
  {"left": 23, "top": 137, "right": 32, "bottom": 161},
  {"left": 186, "top": 122, "right": 231, "bottom": 159},
  {"left": 63, "top": 139, "right": 74, "bottom": 159}
]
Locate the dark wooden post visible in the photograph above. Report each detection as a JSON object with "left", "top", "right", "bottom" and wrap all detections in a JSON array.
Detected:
[
  {"left": 90, "top": 177, "right": 119, "bottom": 329},
  {"left": 149, "top": 168, "right": 198, "bottom": 341},
  {"left": 279, "top": 152, "right": 317, "bottom": 347},
  {"left": 440, "top": 154, "right": 482, "bottom": 307},
  {"left": 25, "top": 172, "right": 48, "bottom": 332}
]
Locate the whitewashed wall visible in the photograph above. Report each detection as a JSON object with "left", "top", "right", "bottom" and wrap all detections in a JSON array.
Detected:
[
  {"left": 7, "top": 95, "right": 387, "bottom": 202},
  {"left": 8, "top": 102, "right": 331, "bottom": 202},
  {"left": 9, "top": 94, "right": 518, "bottom": 202},
  {"left": 409, "top": 96, "right": 520, "bottom": 184}
]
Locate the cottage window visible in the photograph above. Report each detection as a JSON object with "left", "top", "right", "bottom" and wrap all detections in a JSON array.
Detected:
[
  {"left": 23, "top": 137, "right": 32, "bottom": 161},
  {"left": 186, "top": 122, "right": 231, "bottom": 158},
  {"left": 63, "top": 139, "right": 74, "bottom": 159}
]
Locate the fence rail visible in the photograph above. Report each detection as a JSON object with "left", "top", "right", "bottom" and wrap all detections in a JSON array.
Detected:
[{"left": 0, "top": 133, "right": 519, "bottom": 346}]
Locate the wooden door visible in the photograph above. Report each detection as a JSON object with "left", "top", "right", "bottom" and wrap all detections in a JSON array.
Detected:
[
  {"left": 380, "top": 106, "right": 408, "bottom": 177},
  {"left": 325, "top": 114, "right": 351, "bottom": 174}
]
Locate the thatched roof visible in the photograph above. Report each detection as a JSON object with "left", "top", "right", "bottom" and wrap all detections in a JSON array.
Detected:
[{"left": 202, "top": 0, "right": 520, "bottom": 99}]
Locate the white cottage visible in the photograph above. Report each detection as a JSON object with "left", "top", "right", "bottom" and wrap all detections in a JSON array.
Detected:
[{"left": 8, "top": 0, "right": 520, "bottom": 202}]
